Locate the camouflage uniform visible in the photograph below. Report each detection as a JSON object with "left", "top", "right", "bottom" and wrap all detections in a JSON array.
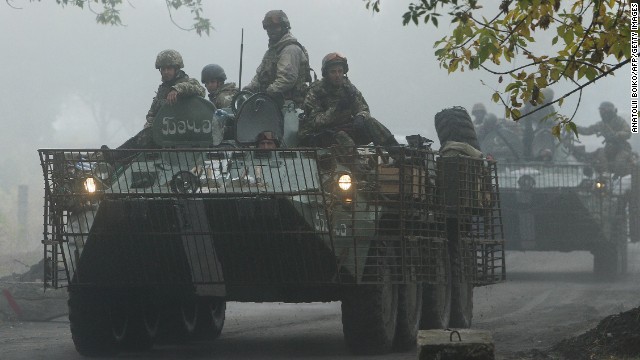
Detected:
[
  {"left": 145, "top": 70, "right": 205, "bottom": 128},
  {"left": 577, "top": 115, "right": 632, "bottom": 175},
  {"left": 208, "top": 82, "right": 238, "bottom": 109},
  {"left": 300, "top": 78, "right": 393, "bottom": 147},
  {"left": 244, "top": 32, "right": 310, "bottom": 107},
  {"left": 520, "top": 102, "right": 558, "bottom": 160}
]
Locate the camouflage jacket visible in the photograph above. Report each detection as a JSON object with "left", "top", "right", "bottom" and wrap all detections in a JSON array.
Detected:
[
  {"left": 299, "top": 78, "right": 369, "bottom": 141},
  {"left": 145, "top": 70, "right": 205, "bottom": 126},
  {"left": 577, "top": 115, "right": 631, "bottom": 148},
  {"left": 208, "top": 82, "right": 238, "bottom": 109},
  {"left": 244, "top": 32, "right": 310, "bottom": 107}
]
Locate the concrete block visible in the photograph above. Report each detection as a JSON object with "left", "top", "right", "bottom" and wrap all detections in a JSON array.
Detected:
[{"left": 417, "top": 329, "right": 494, "bottom": 360}]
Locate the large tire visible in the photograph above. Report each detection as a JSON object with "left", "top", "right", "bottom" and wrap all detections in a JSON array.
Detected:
[
  {"left": 158, "top": 296, "right": 199, "bottom": 343},
  {"left": 117, "top": 295, "right": 159, "bottom": 352},
  {"left": 420, "top": 249, "right": 452, "bottom": 329},
  {"left": 68, "top": 289, "right": 119, "bottom": 357},
  {"left": 448, "top": 219, "right": 474, "bottom": 328},
  {"left": 193, "top": 298, "right": 226, "bottom": 341},
  {"left": 341, "top": 256, "right": 398, "bottom": 355},
  {"left": 393, "top": 283, "right": 423, "bottom": 350}
]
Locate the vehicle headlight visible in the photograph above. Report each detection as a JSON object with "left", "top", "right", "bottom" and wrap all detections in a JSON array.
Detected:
[
  {"left": 595, "top": 180, "right": 606, "bottom": 190},
  {"left": 83, "top": 177, "right": 97, "bottom": 193},
  {"left": 338, "top": 174, "right": 352, "bottom": 191}
]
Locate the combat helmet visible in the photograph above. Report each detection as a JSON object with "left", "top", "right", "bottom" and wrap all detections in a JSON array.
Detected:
[
  {"left": 155, "top": 49, "right": 184, "bottom": 69},
  {"left": 540, "top": 88, "right": 554, "bottom": 103},
  {"left": 321, "top": 52, "right": 349, "bottom": 77},
  {"left": 471, "top": 103, "right": 486, "bottom": 114},
  {"left": 201, "top": 64, "right": 227, "bottom": 83},
  {"left": 262, "top": 10, "right": 290, "bottom": 29}
]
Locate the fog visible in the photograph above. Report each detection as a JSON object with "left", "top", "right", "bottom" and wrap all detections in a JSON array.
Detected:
[{"left": 0, "top": 1, "right": 629, "bottom": 256}]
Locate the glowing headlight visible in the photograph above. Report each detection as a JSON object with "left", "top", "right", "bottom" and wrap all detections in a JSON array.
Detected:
[
  {"left": 595, "top": 181, "right": 606, "bottom": 190},
  {"left": 338, "top": 174, "right": 352, "bottom": 191},
  {"left": 83, "top": 177, "right": 97, "bottom": 193}
]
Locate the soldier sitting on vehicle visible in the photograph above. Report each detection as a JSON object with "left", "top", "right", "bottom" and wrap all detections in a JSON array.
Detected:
[
  {"left": 105, "top": 49, "right": 205, "bottom": 157},
  {"left": 299, "top": 52, "right": 399, "bottom": 154},
  {"left": 471, "top": 103, "right": 500, "bottom": 145},
  {"left": 577, "top": 101, "right": 634, "bottom": 176},
  {"left": 256, "top": 131, "right": 280, "bottom": 149},
  {"left": 201, "top": 64, "right": 238, "bottom": 109}
]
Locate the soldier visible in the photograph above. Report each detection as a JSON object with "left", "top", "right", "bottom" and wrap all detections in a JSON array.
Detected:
[
  {"left": 520, "top": 88, "right": 558, "bottom": 160},
  {"left": 256, "top": 131, "right": 280, "bottom": 149},
  {"left": 201, "top": 64, "right": 238, "bottom": 109},
  {"left": 471, "top": 103, "right": 499, "bottom": 145},
  {"left": 299, "top": 52, "right": 399, "bottom": 151},
  {"left": 243, "top": 10, "right": 311, "bottom": 107},
  {"left": 577, "top": 101, "right": 633, "bottom": 176},
  {"left": 145, "top": 49, "right": 205, "bottom": 129},
  {"left": 110, "top": 49, "right": 205, "bottom": 152}
]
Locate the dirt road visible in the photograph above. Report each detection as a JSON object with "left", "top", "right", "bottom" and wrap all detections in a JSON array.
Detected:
[{"left": 1, "top": 245, "right": 639, "bottom": 360}]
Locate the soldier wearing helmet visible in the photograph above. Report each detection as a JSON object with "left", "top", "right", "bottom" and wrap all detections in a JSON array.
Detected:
[
  {"left": 145, "top": 49, "right": 205, "bottom": 128},
  {"left": 243, "top": 10, "right": 311, "bottom": 107},
  {"left": 577, "top": 101, "right": 633, "bottom": 176},
  {"left": 520, "top": 87, "right": 559, "bottom": 160},
  {"left": 201, "top": 64, "right": 238, "bottom": 109},
  {"left": 300, "top": 52, "right": 398, "bottom": 154},
  {"left": 255, "top": 131, "right": 281, "bottom": 149}
]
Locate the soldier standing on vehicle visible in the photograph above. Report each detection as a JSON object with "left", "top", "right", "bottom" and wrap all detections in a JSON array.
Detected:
[
  {"left": 520, "top": 88, "right": 558, "bottom": 160},
  {"left": 299, "top": 52, "right": 399, "bottom": 152},
  {"left": 243, "top": 10, "right": 311, "bottom": 107},
  {"left": 577, "top": 101, "right": 633, "bottom": 176},
  {"left": 201, "top": 64, "right": 238, "bottom": 109}
]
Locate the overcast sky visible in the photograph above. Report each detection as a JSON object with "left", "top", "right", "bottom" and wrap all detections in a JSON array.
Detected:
[
  {"left": 0, "top": 0, "right": 630, "bottom": 252},
  {"left": 2, "top": 1, "right": 628, "bottom": 145}
]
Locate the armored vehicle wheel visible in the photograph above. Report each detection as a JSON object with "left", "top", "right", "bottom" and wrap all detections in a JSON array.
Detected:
[
  {"left": 102, "top": 293, "right": 157, "bottom": 353},
  {"left": 420, "top": 250, "right": 452, "bottom": 329},
  {"left": 393, "top": 283, "right": 423, "bottom": 350},
  {"left": 193, "top": 298, "right": 226, "bottom": 340},
  {"left": 341, "top": 257, "right": 398, "bottom": 355},
  {"left": 68, "top": 289, "right": 119, "bottom": 357},
  {"left": 159, "top": 296, "right": 199, "bottom": 343}
]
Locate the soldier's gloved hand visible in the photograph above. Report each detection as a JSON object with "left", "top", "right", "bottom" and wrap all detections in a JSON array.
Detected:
[{"left": 353, "top": 114, "right": 366, "bottom": 131}]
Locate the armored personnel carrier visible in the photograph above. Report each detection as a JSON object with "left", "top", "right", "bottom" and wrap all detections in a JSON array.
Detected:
[
  {"left": 38, "top": 94, "right": 505, "bottom": 356},
  {"left": 481, "top": 125, "right": 640, "bottom": 278}
]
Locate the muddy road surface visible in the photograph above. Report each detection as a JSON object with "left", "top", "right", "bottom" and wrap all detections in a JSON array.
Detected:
[{"left": 1, "top": 245, "right": 639, "bottom": 360}]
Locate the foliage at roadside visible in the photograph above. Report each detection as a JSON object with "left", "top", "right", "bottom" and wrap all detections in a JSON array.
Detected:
[
  {"left": 365, "top": 0, "right": 632, "bottom": 134},
  {"left": 16, "top": 0, "right": 213, "bottom": 35}
]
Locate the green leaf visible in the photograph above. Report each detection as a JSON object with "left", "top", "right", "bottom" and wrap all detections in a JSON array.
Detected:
[{"left": 492, "top": 92, "right": 500, "bottom": 103}]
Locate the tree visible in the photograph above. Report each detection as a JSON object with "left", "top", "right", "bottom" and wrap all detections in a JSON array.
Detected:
[
  {"left": 365, "top": 0, "right": 631, "bottom": 135},
  {"left": 11, "top": 0, "right": 213, "bottom": 35}
]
